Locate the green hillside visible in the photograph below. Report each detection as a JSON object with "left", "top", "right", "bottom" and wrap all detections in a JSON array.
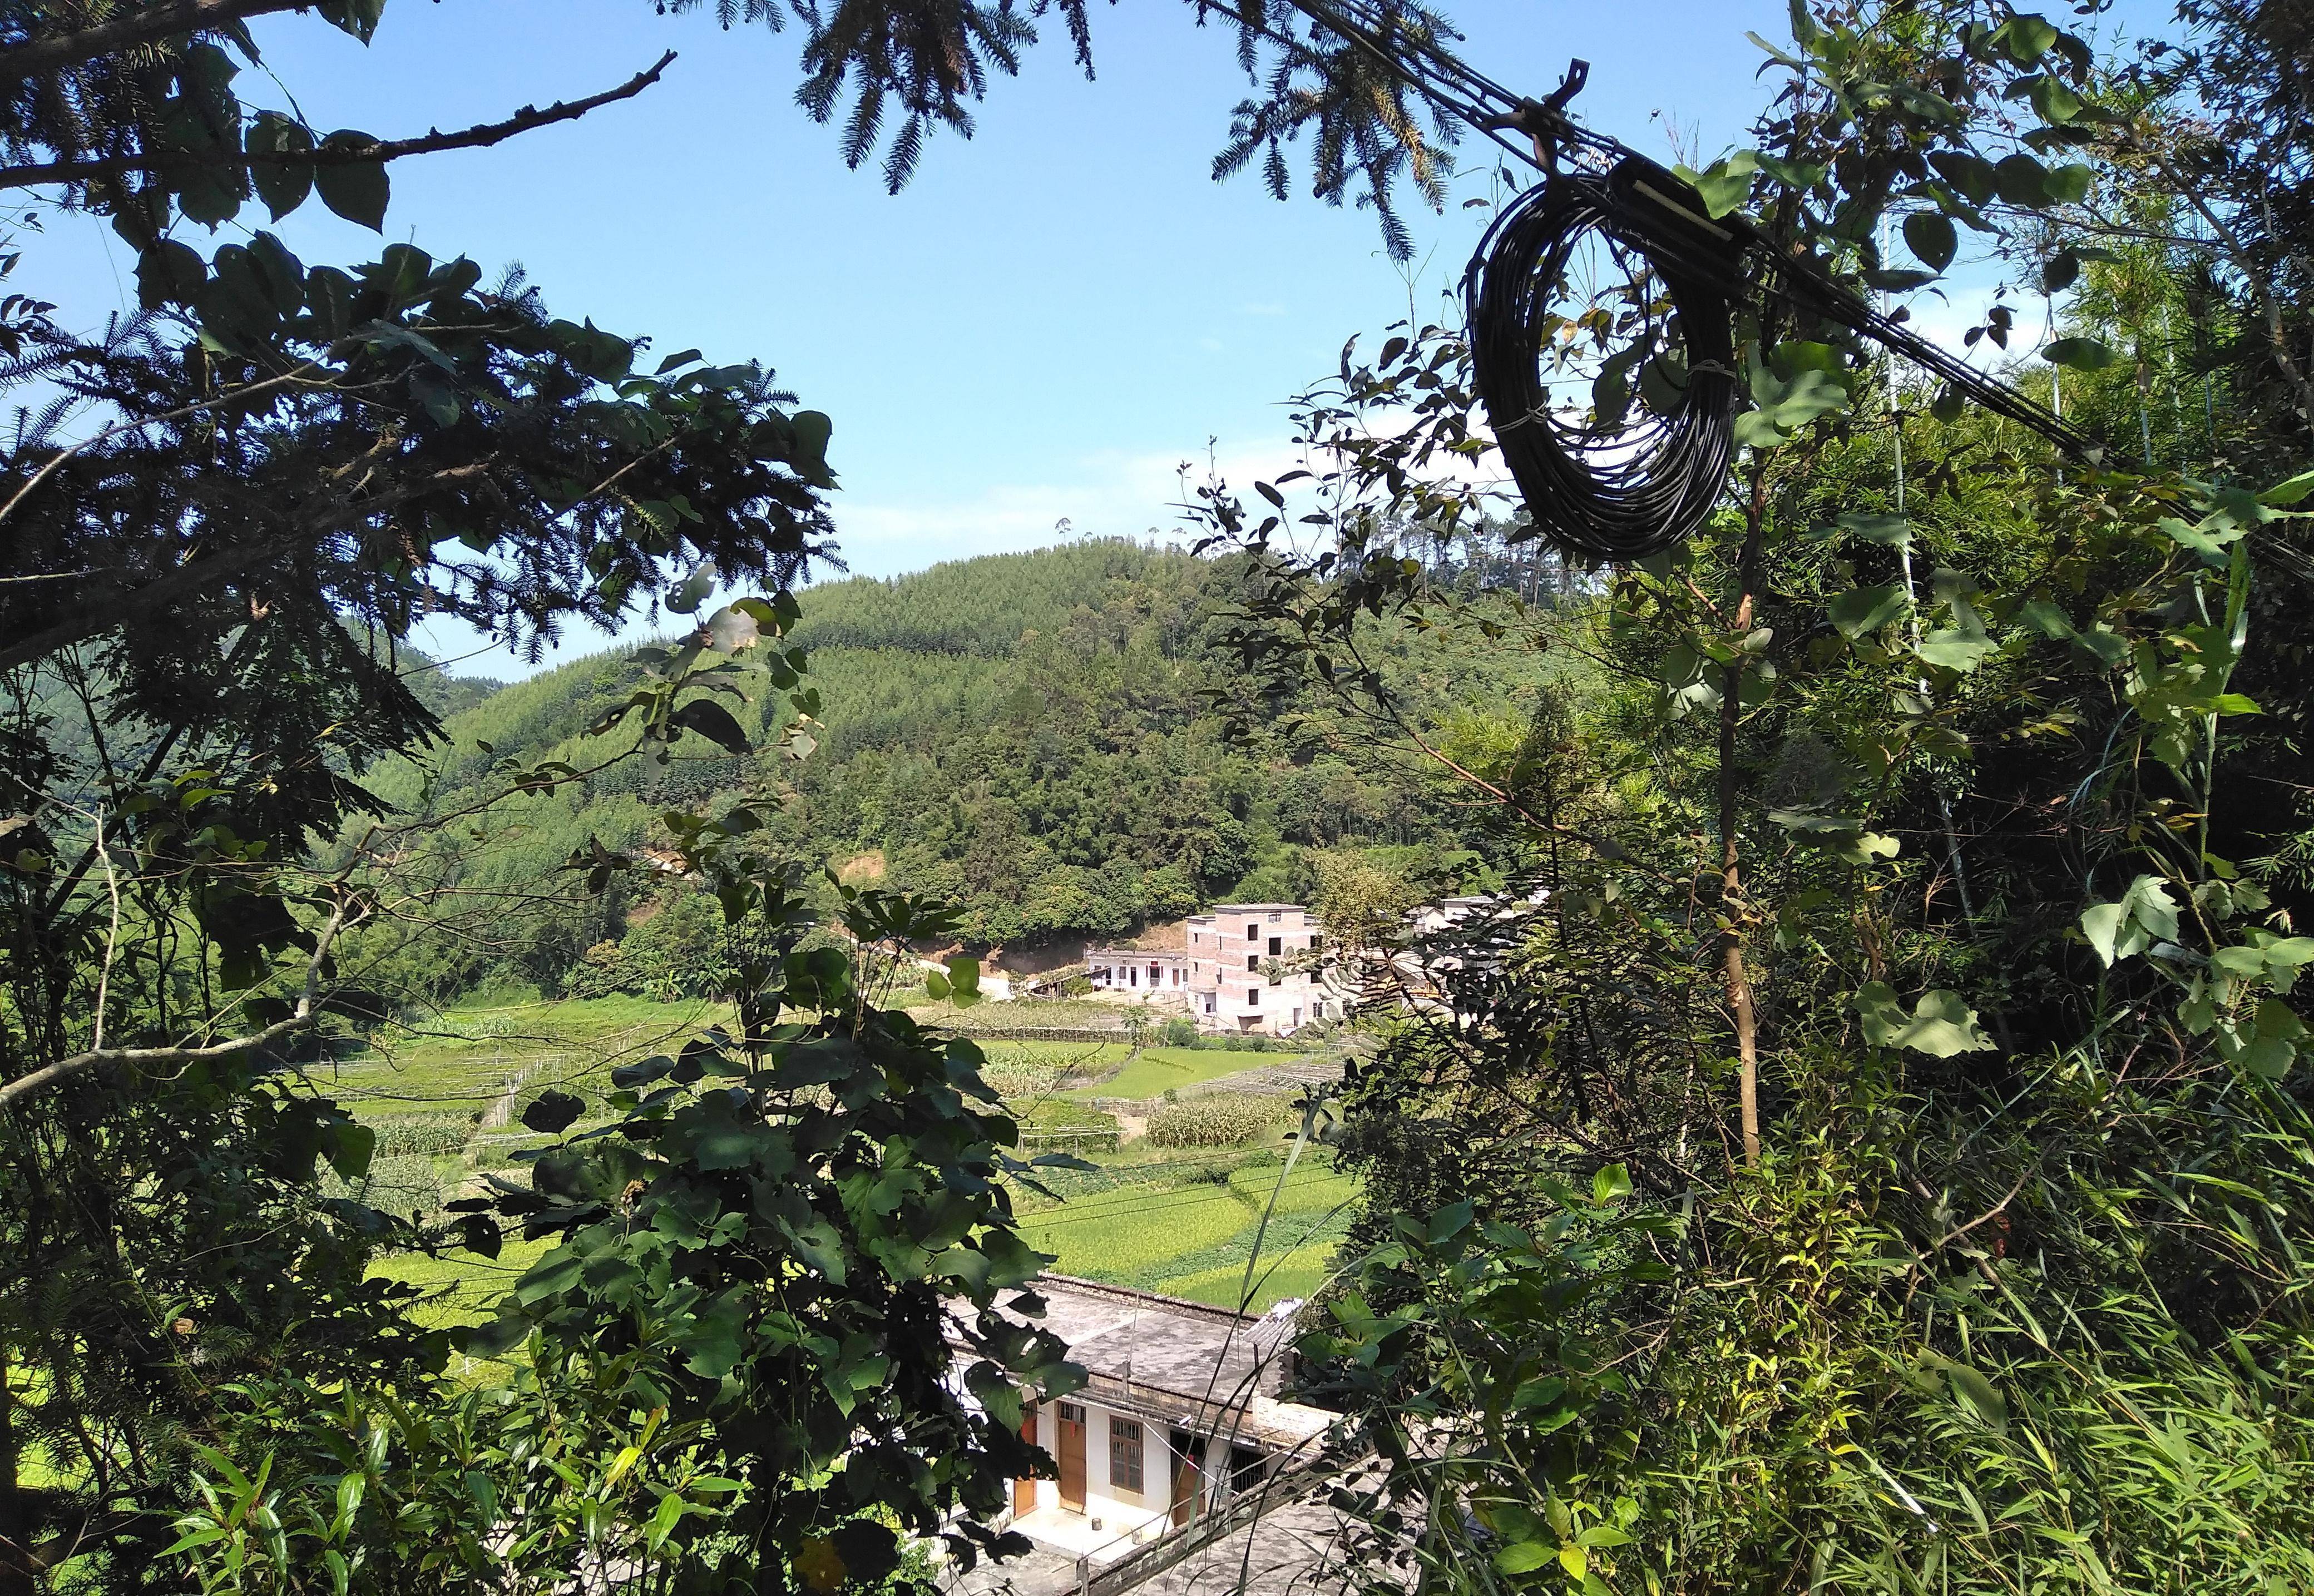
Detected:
[{"left": 350, "top": 538, "right": 1549, "bottom": 1005}]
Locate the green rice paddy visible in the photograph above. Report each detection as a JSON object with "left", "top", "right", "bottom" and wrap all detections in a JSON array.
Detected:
[{"left": 331, "top": 998, "right": 1355, "bottom": 1320}]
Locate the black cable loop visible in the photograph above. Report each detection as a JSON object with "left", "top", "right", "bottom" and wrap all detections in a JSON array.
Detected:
[
  {"left": 1234, "top": 0, "right": 2105, "bottom": 556},
  {"left": 1465, "top": 166, "right": 1741, "bottom": 562}
]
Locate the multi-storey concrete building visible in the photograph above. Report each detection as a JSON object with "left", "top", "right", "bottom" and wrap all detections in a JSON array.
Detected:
[{"left": 1086, "top": 904, "right": 1341, "bottom": 1037}]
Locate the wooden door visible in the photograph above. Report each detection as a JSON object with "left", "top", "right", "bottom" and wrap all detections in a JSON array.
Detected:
[
  {"left": 1013, "top": 1404, "right": 1038, "bottom": 1516},
  {"left": 1169, "top": 1429, "right": 1202, "bottom": 1528},
  {"left": 1057, "top": 1402, "right": 1087, "bottom": 1512}
]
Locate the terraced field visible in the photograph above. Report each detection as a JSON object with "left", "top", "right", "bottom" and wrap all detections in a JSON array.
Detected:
[{"left": 330, "top": 998, "right": 1357, "bottom": 1320}]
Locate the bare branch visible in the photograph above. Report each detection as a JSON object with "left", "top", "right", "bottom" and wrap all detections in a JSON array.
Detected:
[
  {"left": 0, "top": 52, "right": 679, "bottom": 191},
  {"left": 0, "top": 892, "right": 352, "bottom": 1110}
]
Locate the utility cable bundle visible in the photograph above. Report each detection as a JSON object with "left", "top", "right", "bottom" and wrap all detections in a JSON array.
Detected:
[{"left": 1254, "top": 0, "right": 2102, "bottom": 560}]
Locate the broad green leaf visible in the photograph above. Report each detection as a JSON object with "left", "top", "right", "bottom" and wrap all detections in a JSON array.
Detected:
[
  {"left": 1836, "top": 512, "right": 1911, "bottom": 548},
  {"left": 791, "top": 410, "right": 836, "bottom": 487},
  {"left": 1674, "top": 152, "right": 1758, "bottom": 218},
  {"left": 1945, "top": 1360, "right": 2009, "bottom": 1431},
  {"left": 324, "top": 1120, "right": 375, "bottom": 1181},
  {"left": 2237, "top": 1036, "right": 2294, "bottom": 1080},
  {"left": 1993, "top": 152, "right": 2050, "bottom": 207},
  {"left": 704, "top": 605, "right": 761, "bottom": 653},
  {"left": 314, "top": 132, "right": 388, "bottom": 229},
  {"left": 2160, "top": 515, "right": 2248, "bottom": 569},
  {"left": 1928, "top": 150, "right": 1997, "bottom": 206},
  {"left": 2079, "top": 902, "right": 2128, "bottom": 966},
  {"left": 670, "top": 700, "right": 750, "bottom": 755},
  {"left": 247, "top": 112, "right": 315, "bottom": 220},
  {"left": 1738, "top": 356, "right": 1850, "bottom": 447},
  {"left": 2029, "top": 75, "right": 2084, "bottom": 125},
  {"left": 522, "top": 1089, "right": 584, "bottom": 1135},
  {"left": 2002, "top": 13, "right": 2059, "bottom": 63},
  {"left": 1899, "top": 990, "right": 1996, "bottom": 1056},
  {"left": 2082, "top": 875, "right": 2178, "bottom": 966},
  {"left": 1856, "top": 983, "right": 1994, "bottom": 1055},
  {"left": 1829, "top": 584, "right": 1908, "bottom": 639},
  {"left": 2042, "top": 162, "right": 2093, "bottom": 204},
  {"left": 1903, "top": 211, "right": 1957, "bottom": 271},
  {"left": 1492, "top": 1540, "right": 1554, "bottom": 1576},
  {"left": 2257, "top": 468, "right": 2314, "bottom": 507},
  {"left": 1916, "top": 612, "right": 1992, "bottom": 672},
  {"left": 2043, "top": 336, "right": 2116, "bottom": 371},
  {"left": 668, "top": 558, "right": 717, "bottom": 615},
  {"left": 515, "top": 1247, "right": 585, "bottom": 1305}
]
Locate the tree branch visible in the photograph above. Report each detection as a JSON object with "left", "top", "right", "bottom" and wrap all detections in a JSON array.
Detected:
[
  {"left": 0, "top": 0, "right": 308, "bottom": 84},
  {"left": 0, "top": 51, "right": 679, "bottom": 191},
  {"left": 0, "top": 459, "right": 493, "bottom": 675},
  {"left": 0, "top": 892, "right": 352, "bottom": 1110}
]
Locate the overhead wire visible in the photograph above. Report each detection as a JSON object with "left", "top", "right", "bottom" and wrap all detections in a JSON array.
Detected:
[{"left": 1248, "top": 0, "right": 2103, "bottom": 558}]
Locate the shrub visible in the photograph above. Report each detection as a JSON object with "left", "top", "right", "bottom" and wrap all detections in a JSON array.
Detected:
[
  {"left": 1162, "top": 1017, "right": 1199, "bottom": 1047},
  {"left": 1145, "top": 1094, "right": 1278, "bottom": 1148}
]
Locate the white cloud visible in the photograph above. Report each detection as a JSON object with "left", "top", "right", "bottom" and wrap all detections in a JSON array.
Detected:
[{"left": 829, "top": 437, "right": 1323, "bottom": 576}]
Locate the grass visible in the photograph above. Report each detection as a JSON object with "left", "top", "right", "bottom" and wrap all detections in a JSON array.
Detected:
[
  {"left": 1155, "top": 1238, "right": 1346, "bottom": 1310},
  {"left": 1013, "top": 1147, "right": 1358, "bottom": 1311},
  {"left": 1017, "top": 1183, "right": 1258, "bottom": 1280},
  {"left": 371, "top": 1235, "right": 552, "bottom": 1327}
]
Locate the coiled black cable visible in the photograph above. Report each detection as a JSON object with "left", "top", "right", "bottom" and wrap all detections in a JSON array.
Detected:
[
  {"left": 1466, "top": 153, "right": 2103, "bottom": 559},
  {"left": 1466, "top": 163, "right": 1742, "bottom": 562}
]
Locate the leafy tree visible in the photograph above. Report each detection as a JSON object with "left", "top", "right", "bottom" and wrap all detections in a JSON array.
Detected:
[
  {"left": 1198, "top": 1, "right": 2314, "bottom": 1588},
  {"left": 0, "top": 0, "right": 1502, "bottom": 1587}
]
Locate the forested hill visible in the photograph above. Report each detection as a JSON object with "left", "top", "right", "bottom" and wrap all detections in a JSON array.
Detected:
[{"left": 367, "top": 539, "right": 1532, "bottom": 1001}]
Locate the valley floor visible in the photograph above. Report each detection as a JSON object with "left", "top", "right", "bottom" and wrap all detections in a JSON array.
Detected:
[{"left": 319, "top": 995, "right": 1359, "bottom": 1321}]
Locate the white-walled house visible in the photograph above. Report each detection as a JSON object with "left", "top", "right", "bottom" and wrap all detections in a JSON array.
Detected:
[
  {"left": 1086, "top": 904, "right": 1346, "bottom": 1037},
  {"left": 992, "top": 1277, "right": 1334, "bottom": 1562}
]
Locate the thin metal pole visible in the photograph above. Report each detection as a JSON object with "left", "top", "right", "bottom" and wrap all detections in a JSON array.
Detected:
[{"left": 1884, "top": 219, "right": 1976, "bottom": 926}]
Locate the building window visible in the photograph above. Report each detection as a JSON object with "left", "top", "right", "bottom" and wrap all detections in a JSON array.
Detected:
[
  {"left": 1203, "top": 995, "right": 1215, "bottom": 1014},
  {"left": 1309, "top": 934, "right": 1323, "bottom": 950},
  {"left": 1245, "top": 954, "right": 1258, "bottom": 972},
  {"left": 1245, "top": 922, "right": 1258, "bottom": 940},
  {"left": 1246, "top": 988, "right": 1259, "bottom": 1005},
  {"left": 1268, "top": 936, "right": 1281, "bottom": 955},
  {"left": 1110, "top": 1417, "right": 1145, "bottom": 1493}
]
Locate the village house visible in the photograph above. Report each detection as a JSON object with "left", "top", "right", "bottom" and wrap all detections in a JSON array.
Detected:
[
  {"left": 990, "top": 1277, "right": 1336, "bottom": 1572},
  {"left": 1084, "top": 904, "right": 1344, "bottom": 1037}
]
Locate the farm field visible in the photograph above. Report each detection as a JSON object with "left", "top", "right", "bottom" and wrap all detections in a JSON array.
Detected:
[{"left": 332, "top": 997, "right": 1355, "bottom": 1320}]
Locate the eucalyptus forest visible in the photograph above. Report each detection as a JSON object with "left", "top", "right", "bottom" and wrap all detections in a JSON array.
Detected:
[{"left": 3, "top": 0, "right": 2312, "bottom": 1593}]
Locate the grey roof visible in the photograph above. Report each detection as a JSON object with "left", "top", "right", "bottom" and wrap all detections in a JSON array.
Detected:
[{"left": 1025, "top": 1276, "right": 1294, "bottom": 1404}]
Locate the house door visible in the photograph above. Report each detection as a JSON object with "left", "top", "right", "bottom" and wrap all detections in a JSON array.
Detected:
[
  {"left": 1056, "top": 1402, "right": 1087, "bottom": 1511},
  {"left": 1013, "top": 1404, "right": 1038, "bottom": 1516},
  {"left": 1169, "top": 1429, "right": 1203, "bottom": 1528}
]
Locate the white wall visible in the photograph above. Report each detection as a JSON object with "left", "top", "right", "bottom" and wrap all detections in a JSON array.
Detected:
[{"left": 1020, "top": 1400, "right": 1234, "bottom": 1536}]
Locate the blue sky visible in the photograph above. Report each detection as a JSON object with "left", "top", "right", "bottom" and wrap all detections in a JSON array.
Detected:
[{"left": 33, "top": 0, "right": 1904, "bottom": 673}]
